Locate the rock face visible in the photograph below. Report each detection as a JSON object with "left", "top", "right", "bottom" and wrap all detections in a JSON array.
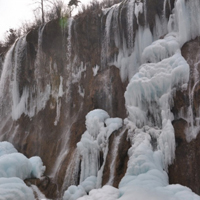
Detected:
[
  {"left": 1, "top": 0, "right": 200, "bottom": 199},
  {"left": 169, "top": 38, "right": 200, "bottom": 194}
]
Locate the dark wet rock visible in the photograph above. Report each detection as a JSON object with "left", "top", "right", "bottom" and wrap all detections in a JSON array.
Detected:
[{"left": 169, "top": 37, "right": 200, "bottom": 195}]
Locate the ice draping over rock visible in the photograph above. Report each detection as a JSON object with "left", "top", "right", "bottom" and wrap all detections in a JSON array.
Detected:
[
  {"left": 0, "top": 25, "right": 65, "bottom": 124},
  {"left": 77, "top": 109, "right": 122, "bottom": 183},
  {"left": 76, "top": 123, "right": 200, "bottom": 200},
  {"left": 101, "top": 0, "right": 168, "bottom": 82},
  {"left": 119, "top": 0, "right": 198, "bottom": 199},
  {"left": 0, "top": 141, "right": 46, "bottom": 200},
  {"left": 0, "top": 141, "right": 17, "bottom": 156},
  {"left": 142, "top": 33, "right": 180, "bottom": 63},
  {"left": 0, "top": 35, "right": 52, "bottom": 121},
  {"left": 0, "top": 149, "right": 45, "bottom": 180},
  {"left": 64, "top": 109, "right": 122, "bottom": 200},
  {"left": 1, "top": 0, "right": 200, "bottom": 199},
  {"left": 54, "top": 76, "right": 64, "bottom": 126},
  {"left": 74, "top": 0, "right": 200, "bottom": 200},
  {"left": 134, "top": 0, "right": 143, "bottom": 24},
  {"left": 125, "top": 52, "right": 189, "bottom": 129},
  {"left": 29, "top": 156, "right": 46, "bottom": 178},
  {"left": 77, "top": 109, "right": 110, "bottom": 183},
  {"left": 0, "top": 177, "right": 35, "bottom": 200},
  {"left": 93, "top": 65, "right": 100, "bottom": 76},
  {"left": 118, "top": 126, "right": 200, "bottom": 200},
  {"left": 170, "top": 0, "right": 200, "bottom": 46}
]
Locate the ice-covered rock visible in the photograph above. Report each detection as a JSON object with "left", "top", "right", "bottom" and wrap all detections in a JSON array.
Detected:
[
  {"left": 0, "top": 141, "right": 46, "bottom": 199},
  {"left": 0, "top": 141, "right": 17, "bottom": 157},
  {"left": 29, "top": 156, "right": 46, "bottom": 179},
  {"left": 0, "top": 177, "right": 35, "bottom": 200}
]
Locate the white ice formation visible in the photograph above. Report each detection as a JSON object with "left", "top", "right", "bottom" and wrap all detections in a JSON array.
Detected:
[
  {"left": 0, "top": 141, "right": 46, "bottom": 200},
  {"left": 63, "top": 109, "right": 123, "bottom": 200},
  {"left": 72, "top": 0, "right": 200, "bottom": 200}
]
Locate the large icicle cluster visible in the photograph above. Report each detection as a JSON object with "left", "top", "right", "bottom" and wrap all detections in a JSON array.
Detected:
[
  {"left": 125, "top": 52, "right": 189, "bottom": 129},
  {"left": 0, "top": 141, "right": 46, "bottom": 200},
  {"left": 72, "top": 0, "right": 200, "bottom": 200},
  {"left": 0, "top": 25, "right": 64, "bottom": 124},
  {"left": 118, "top": 0, "right": 200, "bottom": 199},
  {"left": 63, "top": 109, "right": 122, "bottom": 200},
  {"left": 0, "top": 35, "right": 52, "bottom": 121},
  {"left": 77, "top": 109, "right": 122, "bottom": 184},
  {"left": 118, "top": 125, "right": 200, "bottom": 200},
  {"left": 101, "top": 0, "right": 168, "bottom": 81}
]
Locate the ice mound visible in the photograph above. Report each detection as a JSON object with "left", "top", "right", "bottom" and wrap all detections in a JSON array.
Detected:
[
  {"left": 0, "top": 141, "right": 46, "bottom": 200},
  {"left": 0, "top": 142, "right": 45, "bottom": 180},
  {"left": 64, "top": 109, "right": 122, "bottom": 200},
  {"left": 0, "top": 141, "right": 17, "bottom": 157},
  {"left": 29, "top": 156, "right": 46, "bottom": 178},
  {"left": 0, "top": 177, "right": 35, "bottom": 200},
  {"left": 63, "top": 176, "right": 97, "bottom": 200}
]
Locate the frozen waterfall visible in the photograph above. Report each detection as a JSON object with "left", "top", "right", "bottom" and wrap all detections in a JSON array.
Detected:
[{"left": 0, "top": 0, "right": 200, "bottom": 199}]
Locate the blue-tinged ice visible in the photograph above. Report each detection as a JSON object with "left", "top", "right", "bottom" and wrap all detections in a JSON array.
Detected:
[
  {"left": 75, "top": 0, "right": 200, "bottom": 200},
  {"left": 0, "top": 177, "right": 35, "bottom": 200},
  {"left": 29, "top": 156, "right": 46, "bottom": 178},
  {"left": 0, "top": 141, "right": 46, "bottom": 199},
  {"left": 64, "top": 109, "right": 122, "bottom": 199},
  {"left": 0, "top": 141, "right": 17, "bottom": 156}
]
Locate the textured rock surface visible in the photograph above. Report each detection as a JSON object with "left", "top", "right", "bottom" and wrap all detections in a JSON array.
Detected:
[{"left": 169, "top": 38, "right": 200, "bottom": 194}]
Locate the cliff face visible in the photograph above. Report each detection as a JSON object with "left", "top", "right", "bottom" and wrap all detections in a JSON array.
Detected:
[
  {"left": 169, "top": 37, "right": 200, "bottom": 194},
  {"left": 0, "top": 15, "right": 128, "bottom": 198},
  {"left": 0, "top": 0, "right": 200, "bottom": 199}
]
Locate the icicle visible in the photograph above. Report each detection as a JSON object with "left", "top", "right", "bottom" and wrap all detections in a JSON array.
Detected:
[
  {"left": 127, "top": 0, "right": 135, "bottom": 49},
  {"left": 101, "top": 6, "right": 115, "bottom": 68},
  {"left": 134, "top": 0, "right": 143, "bottom": 24},
  {"left": 67, "top": 18, "right": 74, "bottom": 64},
  {"left": 11, "top": 37, "right": 29, "bottom": 120}
]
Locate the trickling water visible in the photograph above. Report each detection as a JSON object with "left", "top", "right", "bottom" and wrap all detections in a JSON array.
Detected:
[
  {"left": 179, "top": 56, "right": 200, "bottom": 142},
  {"left": 67, "top": 18, "right": 74, "bottom": 65},
  {"left": 127, "top": 0, "right": 135, "bottom": 50},
  {"left": 54, "top": 76, "right": 64, "bottom": 126},
  {"left": 1, "top": 0, "right": 200, "bottom": 199},
  {"left": 101, "top": 6, "right": 115, "bottom": 68},
  {"left": 164, "top": 0, "right": 171, "bottom": 16},
  {"left": 101, "top": 0, "right": 169, "bottom": 82},
  {"left": 63, "top": 110, "right": 123, "bottom": 200},
  {"left": 35, "top": 25, "right": 46, "bottom": 79},
  {"left": 134, "top": 0, "right": 143, "bottom": 24},
  {"left": 62, "top": 149, "right": 81, "bottom": 190},
  {"left": 12, "top": 37, "right": 28, "bottom": 120},
  {"left": 0, "top": 44, "right": 15, "bottom": 118},
  {"left": 106, "top": 128, "right": 125, "bottom": 185}
]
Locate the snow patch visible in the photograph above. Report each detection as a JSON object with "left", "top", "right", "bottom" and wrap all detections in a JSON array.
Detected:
[{"left": 93, "top": 65, "right": 99, "bottom": 76}]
